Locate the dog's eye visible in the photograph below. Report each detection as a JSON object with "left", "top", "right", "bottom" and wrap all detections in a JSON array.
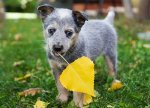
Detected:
[
  {"left": 48, "top": 28, "right": 56, "bottom": 35},
  {"left": 65, "top": 30, "right": 73, "bottom": 38}
]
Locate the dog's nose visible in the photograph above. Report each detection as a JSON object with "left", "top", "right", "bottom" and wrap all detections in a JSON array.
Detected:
[{"left": 53, "top": 44, "right": 63, "bottom": 52}]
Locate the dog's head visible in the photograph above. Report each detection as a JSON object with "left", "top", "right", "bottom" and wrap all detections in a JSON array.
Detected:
[{"left": 37, "top": 4, "right": 88, "bottom": 57}]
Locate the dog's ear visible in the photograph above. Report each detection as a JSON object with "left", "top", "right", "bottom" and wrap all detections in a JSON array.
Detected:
[
  {"left": 37, "top": 4, "right": 54, "bottom": 21},
  {"left": 72, "top": 11, "right": 88, "bottom": 27}
]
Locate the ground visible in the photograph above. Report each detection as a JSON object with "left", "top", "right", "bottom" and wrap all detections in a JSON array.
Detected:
[{"left": 0, "top": 17, "right": 150, "bottom": 108}]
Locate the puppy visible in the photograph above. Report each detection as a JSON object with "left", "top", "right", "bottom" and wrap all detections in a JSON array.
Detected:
[{"left": 38, "top": 4, "right": 117, "bottom": 107}]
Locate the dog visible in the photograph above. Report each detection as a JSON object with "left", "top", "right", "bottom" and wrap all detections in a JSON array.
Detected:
[{"left": 37, "top": 3, "right": 117, "bottom": 107}]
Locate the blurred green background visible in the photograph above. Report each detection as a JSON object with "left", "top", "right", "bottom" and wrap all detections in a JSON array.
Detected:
[{"left": 4, "top": 0, "right": 36, "bottom": 12}]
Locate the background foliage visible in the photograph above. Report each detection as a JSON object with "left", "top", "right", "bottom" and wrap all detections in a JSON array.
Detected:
[{"left": 4, "top": 0, "right": 36, "bottom": 12}]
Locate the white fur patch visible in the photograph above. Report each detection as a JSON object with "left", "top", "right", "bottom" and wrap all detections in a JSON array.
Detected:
[{"left": 57, "top": 9, "right": 71, "bottom": 19}]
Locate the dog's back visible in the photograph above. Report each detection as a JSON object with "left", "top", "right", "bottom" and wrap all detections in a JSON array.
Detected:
[{"left": 74, "top": 10, "right": 117, "bottom": 60}]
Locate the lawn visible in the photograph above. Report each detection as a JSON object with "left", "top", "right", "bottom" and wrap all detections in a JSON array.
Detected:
[{"left": 0, "top": 17, "right": 150, "bottom": 108}]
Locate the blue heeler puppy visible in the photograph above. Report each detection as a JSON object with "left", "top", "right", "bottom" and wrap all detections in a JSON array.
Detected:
[{"left": 38, "top": 4, "right": 117, "bottom": 107}]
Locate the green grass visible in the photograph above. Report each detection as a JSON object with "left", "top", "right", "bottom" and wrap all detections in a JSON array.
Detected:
[{"left": 0, "top": 18, "right": 150, "bottom": 108}]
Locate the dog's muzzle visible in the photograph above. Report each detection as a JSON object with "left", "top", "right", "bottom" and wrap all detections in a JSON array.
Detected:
[{"left": 52, "top": 44, "right": 65, "bottom": 56}]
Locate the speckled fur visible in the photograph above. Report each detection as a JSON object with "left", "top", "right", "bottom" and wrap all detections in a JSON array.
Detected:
[{"left": 38, "top": 5, "right": 117, "bottom": 107}]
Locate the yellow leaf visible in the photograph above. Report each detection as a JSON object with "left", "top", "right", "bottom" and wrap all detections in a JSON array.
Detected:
[
  {"left": 108, "top": 80, "right": 123, "bottom": 91},
  {"left": 34, "top": 99, "right": 48, "bottom": 108},
  {"left": 19, "top": 88, "right": 43, "bottom": 97},
  {"left": 15, "top": 73, "right": 32, "bottom": 81},
  {"left": 83, "top": 94, "right": 92, "bottom": 105},
  {"left": 60, "top": 56, "right": 95, "bottom": 105},
  {"left": 13, "top": 60, "right": 25, "bottom": 67}
]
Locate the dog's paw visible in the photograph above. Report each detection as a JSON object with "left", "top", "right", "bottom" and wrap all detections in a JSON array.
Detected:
[
  {"left": 56, "top": 93, "right": 68, "bottom": 103},
  {"left": 74, "top": 100, "right": 83, "bottom": 108},
  {"left": 73, "top": 92, "right": 84, "bottom": 108}
]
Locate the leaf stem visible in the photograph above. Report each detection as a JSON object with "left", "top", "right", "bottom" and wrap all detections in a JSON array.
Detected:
[{"left": 57, "top": 53, "right": 70, "bottom": 65}]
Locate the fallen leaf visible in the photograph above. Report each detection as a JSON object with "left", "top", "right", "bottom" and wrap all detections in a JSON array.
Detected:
[
  {"left": 108, "top": 80, "right": 123, "bottom": 91},
  {"left": 107, "top": 105, "right": 114, "bottom": 108},
  {"left": 14, "top": 33, "right": 22, "bottom": 41},
  {"left": 20, "top": 80, "right": 27, "bottom": 83},
  {"left": 15, "top": 73, "right": 32, "bottom": 81},
  {"left": 60, "top": 56, "right": 95, "bottom": 105},
  {"left": 34, "top": 99, "right": 48, "bottom": 108},
  {"left": 13, "top": 60, "right": 25, "bottom": 67},
  {"left": 19, "top": 88, "right": 43, "bottom": 97}
]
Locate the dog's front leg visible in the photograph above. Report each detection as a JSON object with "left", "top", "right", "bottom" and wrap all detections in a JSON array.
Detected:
[
  {"left": 73, "top": 92, "right": 84, "bottom": 108},
  {"left": 50, "top": 61, "right": 69, "bottom": 103}
]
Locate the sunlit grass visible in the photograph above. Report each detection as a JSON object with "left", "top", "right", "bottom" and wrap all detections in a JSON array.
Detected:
[{"left": 0, "top": 18, "right": 150, "bottom": 108}]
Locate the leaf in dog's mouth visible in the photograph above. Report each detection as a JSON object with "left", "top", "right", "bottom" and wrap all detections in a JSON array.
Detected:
[{"left": 58, "top": 54, "right": 95, "bottom": 105}]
